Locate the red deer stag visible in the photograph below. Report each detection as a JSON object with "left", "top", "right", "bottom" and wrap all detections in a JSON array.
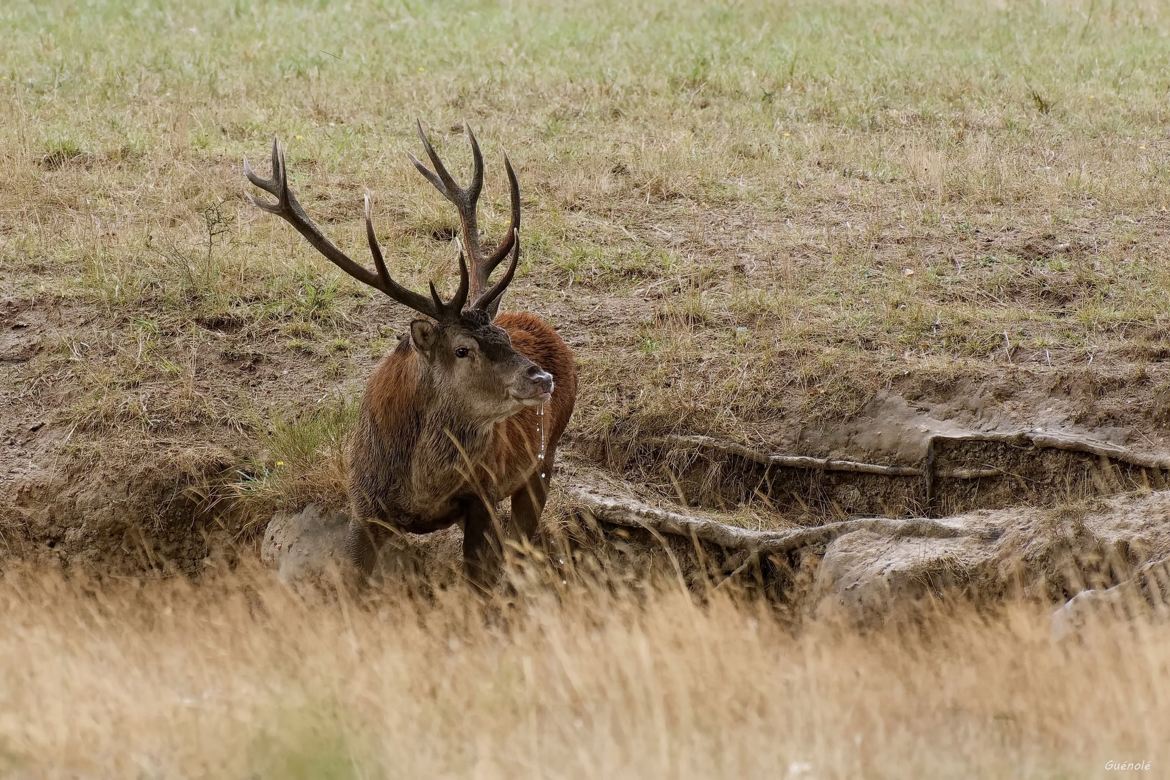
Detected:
[{"left": 244, "top": 123, "right": 576, "bottom": 584}]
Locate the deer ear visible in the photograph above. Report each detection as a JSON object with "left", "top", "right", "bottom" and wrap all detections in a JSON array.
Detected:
[{"left": 409, "top": 319, "right": 438, "bottom": 355}]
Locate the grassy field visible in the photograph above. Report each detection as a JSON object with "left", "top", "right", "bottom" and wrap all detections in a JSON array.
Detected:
[
  {"left": 4, "top": 0, "right": 1170, "bottom": 775},
  {"left": 0, "top": 566, "right": 1167, "bottom": 778},
  {"left": 5, "top": 0, "right": 1170, "bottom": 459}
]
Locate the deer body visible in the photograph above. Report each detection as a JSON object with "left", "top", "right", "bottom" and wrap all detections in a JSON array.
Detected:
[
  {"left": 246, "top": 123, "right": 576, "bottom": 583},
  {"left": 349, "top": 312, "right": 575, "bottom": 532}
]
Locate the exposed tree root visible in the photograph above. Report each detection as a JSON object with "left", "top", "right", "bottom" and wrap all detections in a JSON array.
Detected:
[
  {"left": 653, "top": 431, "right": 1170, "bottom": 480},
  {"left": 646, "top": 430, "right": 1170, "bottom": 517},
  {"left": 577, "top": 428, "right": 1170, "bottom": 555},
  {"left": 953, "top": 431, "right": 1170, "bottom": 471},
  {"left": 566, "top": 485, "right": 989, "bottom": 558},
  {"left": 650, "top": 434, "right": 923, "bottom": 477}
]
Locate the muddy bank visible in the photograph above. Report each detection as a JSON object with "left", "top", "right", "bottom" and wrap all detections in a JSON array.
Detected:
[{"left": 258, "top": 458, "right": 1170, "bottom": 624}]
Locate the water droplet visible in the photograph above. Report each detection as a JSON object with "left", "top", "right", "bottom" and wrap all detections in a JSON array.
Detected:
[{"left": 536, "top": 403, "right": 547, "bottom": 478}]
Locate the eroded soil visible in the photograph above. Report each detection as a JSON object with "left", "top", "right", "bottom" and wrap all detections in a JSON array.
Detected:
[{"left": 6, "top": 284, "right": 1170, "bottom": 597}]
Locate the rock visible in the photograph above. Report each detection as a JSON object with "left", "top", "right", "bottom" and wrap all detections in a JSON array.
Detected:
[
  {"left": 812, "top": 525, "right": 992, "bottom": 619},
  {"left": 1051, "top": 588, "right": 1115, "bottom": 641},
  {"left": 1051, "top": 554, "right": 1170, "bottom": 640},
  {"left": 262, "top": 503, "right": 350, "bottom": 585},
  {"left": 811, "top": 491, "right": 1170, "bottom": 624},
  {"left": 261, "top": 504, "right": 465, "bottom": 586}
]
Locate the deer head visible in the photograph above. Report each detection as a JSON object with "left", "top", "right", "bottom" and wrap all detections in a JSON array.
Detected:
[{"left": 244, "top": 123, "right": 553, "bottom": 422}]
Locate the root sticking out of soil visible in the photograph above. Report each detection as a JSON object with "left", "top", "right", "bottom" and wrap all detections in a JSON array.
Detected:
[
  {"left": 634, "top": 428, "right": 1170, "bottom": 522},
  {"left": 563, "top": 464, "right": 1170, "bottom": 623}
]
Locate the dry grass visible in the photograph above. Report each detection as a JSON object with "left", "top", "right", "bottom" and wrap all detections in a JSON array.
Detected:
[
  {"left": 4, "top": 4, "right": 1170, "bottom": 773},
  {"left": 0, "top": 566, "right": 1164, "bottom": 778}
]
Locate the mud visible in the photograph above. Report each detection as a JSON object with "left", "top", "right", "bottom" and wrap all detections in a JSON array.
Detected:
[{"left": 5, "top": 442, "right": 238, "bottom": 574}]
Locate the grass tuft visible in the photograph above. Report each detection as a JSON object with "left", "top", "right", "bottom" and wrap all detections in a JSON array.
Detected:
[{"left": 232, "top": 400, "right": 357, "bottom": 515}]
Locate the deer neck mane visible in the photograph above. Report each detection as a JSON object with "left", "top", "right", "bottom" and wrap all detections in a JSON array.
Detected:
[
  {"left": 412, "top": 362, "right": 497, "bottom": 466},
  {"left": 366, "top": 343, "right": 501, "bottom": 512}
]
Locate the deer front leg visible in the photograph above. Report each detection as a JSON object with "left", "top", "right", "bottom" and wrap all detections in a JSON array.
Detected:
[
  {"left": 509, "top": 469, "right": 549, "bottom": 546},
  {"left": 461, "top": 496, "right": 503, "bottom": 589},
  {"left": 345, "top": 517, "right": 394, "bottom": 585}
]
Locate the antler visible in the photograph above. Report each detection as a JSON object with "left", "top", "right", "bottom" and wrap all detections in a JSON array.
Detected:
[
  {"left": 470, "top": 228, "right": 520, "bottom": 315},
  {"left": 244, "top": 138, "right": 469, "bottom": 322},
  {"left": 408, "top": 120, "right": 521, "bottom": 313}
]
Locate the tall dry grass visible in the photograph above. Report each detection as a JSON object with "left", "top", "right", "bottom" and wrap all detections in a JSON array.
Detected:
[{"left": 0, "top": 565, "right": 1164, "bottom": 778}]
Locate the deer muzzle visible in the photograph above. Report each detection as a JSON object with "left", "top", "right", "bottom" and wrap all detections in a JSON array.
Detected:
[{"left": 512, "top": 363, "right": 554, "bottom": 406}]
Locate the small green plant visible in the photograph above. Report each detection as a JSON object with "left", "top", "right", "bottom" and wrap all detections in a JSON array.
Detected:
[
  {"left": 295, "top": 277, "right": 341, "bottom": 322},
  {"left": 150, "top": 201, "right": 232, "bottom": 304},
  {"left": 40, "top": 137, "right": 86, "bottom": 170},
  {"left": 232, "top": 400, "right": 358, "bottom": 516}
]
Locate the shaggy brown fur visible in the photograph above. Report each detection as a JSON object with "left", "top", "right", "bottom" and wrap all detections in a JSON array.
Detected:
[
  {"left": 245, "top": 125, "right": 576, "bottom": 584},
  {"left": 347, "top": 311, "right": 577, "bottom": 582}
]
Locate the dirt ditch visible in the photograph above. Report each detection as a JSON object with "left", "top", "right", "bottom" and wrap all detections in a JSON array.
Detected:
[
  {"left": 563, "top": 454, "right": 1170, "bottom": 624},
  {"left": 545, "top": 410, "right": 1167, "bottom": 620},
  {"left": 6, "top": 290, "right": 1170, "bottom": 623},
  {"left": 247, "top": 417, "right": 1170, "bottom": 625},
  {"left": 630, "top": 429, "right": 1170, "bottom": 522}
]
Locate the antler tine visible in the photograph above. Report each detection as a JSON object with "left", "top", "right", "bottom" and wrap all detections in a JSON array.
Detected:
[
  {"left": 272, "top": 137, "right": 287, "bottom": 198},
  {"left": 244, "top": 138, "right": 449, "bottom": 322},
  {"left": 407, "top": 121, "right": 523, "bottom": 305},
  {"left": 464, "top": 123, "right": 484, "bottom": 205},
  {"left": 428, "top": 251, "right": 471, "bottom": 319},
  {"left": 407, "top": 122, "right": 485, "bottom": 291},
  {"left": 483, "top": 154, "right": 521, "bottom": 276},
  {"left": 407, "top": 151, "right": 446, "bottom": 200},
  {"left": 407, "top": 122, "right": 484, "bottom": 211},
  {"left": 412, "top": 119, "right": 461, "bottom": 200},
  {"left": 472, "top": 228, "right": 520, "bottom": 317},
  {"left": 363, "top": 193, "right": 393, "bottom": 290},
  {"left": 362, "top": 194, "right": 444, "bottom": 317},
  {"left": 451, "top": 250, "right": 471, "bottom": 312},
  {"left": 242, "top": 137, "right": 284, "bottom": 206}
]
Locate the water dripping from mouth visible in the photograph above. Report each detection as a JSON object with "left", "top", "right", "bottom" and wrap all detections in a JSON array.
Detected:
[{"left": 537, "top": 403, "right": 547, "bottom": 480}]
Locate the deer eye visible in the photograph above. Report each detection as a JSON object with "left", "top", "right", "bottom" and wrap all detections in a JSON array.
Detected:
[{"left": 454, "top": 346, "right": 470, "bottom": 359}]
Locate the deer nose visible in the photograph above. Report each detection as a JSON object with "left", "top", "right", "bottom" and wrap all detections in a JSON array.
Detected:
[{"left": 526, "top": 365, "right": 554, "bottom": 394}]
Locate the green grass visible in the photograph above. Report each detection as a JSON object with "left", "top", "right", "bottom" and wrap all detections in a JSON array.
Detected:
[
  {"left": 232, "top": 399, "right": 357, "bottom": 517},
  {"left": 3, "top": 0, "right": 1170, "bottom": 519}
]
